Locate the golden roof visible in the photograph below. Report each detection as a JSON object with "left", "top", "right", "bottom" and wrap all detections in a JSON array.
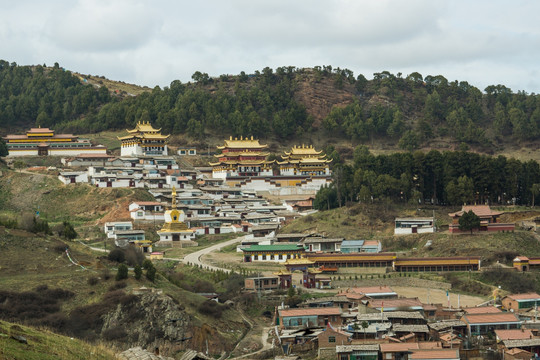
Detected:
[
  {"left": 217, "top": 136, "right": 268, "bottom": 149},
  {"left": 273, "top": 270, "right": 292, "bottom": 276},
  {"left": 284, "top": 258, "right": 314, "bottom": 266},
  {"left": 285, "top": 144, "right": 323, "bottom": 156},
  {"left": 214, "top": 151, "right": 269, "bottom": 158},
  {"left": 210, "top": 160, "right": 271, "bottom": 165},
  {"left": 127, "top": 121, "right": 161, "bottom": 133}
]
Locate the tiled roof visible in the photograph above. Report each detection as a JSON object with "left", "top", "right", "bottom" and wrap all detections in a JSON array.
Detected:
[
  {"left": 449, "top": 205, "right": 503, "bottom": 218},
  {"left": 462, "top": 313, "right": 521, "bottom": 325},
  {"left": 495, "top": 329, "right": 534, "bottom": 340},
  {"left": 336, "top": 344, "right": 379, "bottom": 353},
  {"left": 428, "top": 320, "right": 466, "bottom": 331},
  {"left": 409, "top": 349, "right": 459, "bottom": 360},
  {"left": 393, "top": 324, "right": 429, "bottom": 333},
  {"left": 368, "top": 298, "right": 423, "bottom": 309},
  {"left": 279, "top": 307, "right": 341, "bottom": 317},
  {"left": 380, "top": 343, "right": 419, "bottom": 352},
  {"left": 503, "top": 338, "right": 540, "bottom": 348},
  {"left": 463, "top": 306, "right": 502, "bottom": 314},
  {"left": 505, "top": 293, "right": 540, "bottom": 301}
]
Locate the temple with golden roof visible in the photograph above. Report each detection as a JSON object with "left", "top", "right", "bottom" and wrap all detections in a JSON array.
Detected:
[
  {"left": 118, "top": 121, "right": 170, "bottom": 156},
  {"left": 157, "top": 187, "right": 195, "bottom": 242},
  {"left": 210, "top": 136, "right": 274, "bottom": 179},
  {"left": 3, "top": 126, "right": 106, "bottom": 157},
  {"left": 277, "top": 144, "right": 331, "bottom": 176}
]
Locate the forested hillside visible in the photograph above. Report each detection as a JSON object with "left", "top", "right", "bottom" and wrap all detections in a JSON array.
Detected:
[
  {"left": 314, "top": 146, "right": 540, "bottom": 208},
  {"left": 1, "top": 61, "right": 540, "bottom": 152}
]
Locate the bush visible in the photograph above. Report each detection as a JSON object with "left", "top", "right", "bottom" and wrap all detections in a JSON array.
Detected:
[
  {"left": 116, "top": 264, "right": 128, "bottom": 281},
  {"left": 134, "top": 265, "right": 142, "bottom": 280},
  {"left": 124, "top": 246, "right": 144, "bottom": 266},
  {"left": 146, "top": 266, "right": 156, "bottom": 282},
  {"left": 87, "top": 276, "right": 99, "bottom": 286},
  {"left": 108, "top": 282, "right": 127, "bottom": 291},
  {"left": 108, "top": 248, "right": 125, "bottom": 263},
  {"left": 142, "top": 259, "right": 153, "bottom": 270},
  {"left": 198, "top": 300, "right": 223, "bottom": 318}
]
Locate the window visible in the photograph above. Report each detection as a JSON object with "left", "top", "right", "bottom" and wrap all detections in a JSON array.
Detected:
[
  {"left": 297, "top": 318, "right": 302, "bottom": 325},
  {"left": 278, "top": 254, "right": 283, "bottom": 260},
  {"left": 329, "top": 336, "right": 336, "bottom": 343},
  {"left": 262, "top": 255, "right": 267, "bottom": 260},
  {"left": 270, "top": 255, "right": 275, "bottom": 260}
]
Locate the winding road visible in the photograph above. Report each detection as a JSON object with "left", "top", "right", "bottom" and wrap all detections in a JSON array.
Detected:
[{"left": 181, "top": 234, "right": 249, "bottom": 273}]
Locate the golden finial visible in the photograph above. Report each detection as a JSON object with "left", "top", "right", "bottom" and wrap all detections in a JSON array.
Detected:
[{"left": 171, "top": 186, "right": 177, "bottom": 209}]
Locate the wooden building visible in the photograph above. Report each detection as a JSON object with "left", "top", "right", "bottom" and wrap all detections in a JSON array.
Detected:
[
  {"left": 393, "top": 256, "right": 481, "bottom": 272},
  {"left": 448, "top": 205, "right": 515, "bottom": 233}
]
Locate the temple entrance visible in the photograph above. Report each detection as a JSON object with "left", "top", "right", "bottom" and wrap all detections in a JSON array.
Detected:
[
  {"left": 37, "top": 145, "right": 49, "bottom": 156},
  {"left": 172, "top": 234, "right": 180, "bottom": 241}
]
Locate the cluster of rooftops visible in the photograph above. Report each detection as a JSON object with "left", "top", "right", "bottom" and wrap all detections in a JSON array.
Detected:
[{"left": 272, "top": 286, "right": 540, "bottom": 359}]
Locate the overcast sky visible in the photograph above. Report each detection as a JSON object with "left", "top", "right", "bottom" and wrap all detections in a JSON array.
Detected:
[{"left": 2, "top": 0, "right": 540, "bottom": 93}]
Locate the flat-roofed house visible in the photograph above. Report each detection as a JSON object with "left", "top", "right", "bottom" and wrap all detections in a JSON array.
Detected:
[
  {"left": 336, "top": 344, "right": 379, "bottom": 360},
  {"left": 461, "top": 312, "right": 522, "bottom": 336},
  {"left": 302, "top": 237, "right": 343, "bottom": 253},
  {"left": 58, "top": 171, "right": 88, "bottom": 184},
  {"left": 244, "top": 276, "right": 279, "bottom": 291},
  {"left": 242, "top": 244, "right": 305, "bottom": 262},
  {"left": 395, "top": 217, "right": 435, "bottom": 235},
  {"left": 502, "top": 293, "right": 540, "bottom": 312},
  {"left": 278, "top": 307, "right": 342, "bottom": 328}
]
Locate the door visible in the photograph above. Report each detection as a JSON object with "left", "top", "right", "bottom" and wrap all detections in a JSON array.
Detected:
[
  {"left": 70, "top": 177, "right": 76, "bottom": 183},
  {"left": 412, "top": 226, "right": 417, "bottom": 234},
  {"left": 172, "top": 234, "right": 180, "bottom": 241}
]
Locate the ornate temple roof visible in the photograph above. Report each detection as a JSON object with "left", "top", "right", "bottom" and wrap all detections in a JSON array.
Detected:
[{"left": 217, "top": 136, "right": 268, "bottom": 149}]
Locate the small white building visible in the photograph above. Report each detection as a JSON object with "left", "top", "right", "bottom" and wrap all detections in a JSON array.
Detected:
[
  {"left": 178, "top": 147, "right": 197, "bottom": 156},
  {"left": 129, "top": 201, "right": 165, "bottom": 221},
  {"left": 104, "top": 221, "right": 133, "bottom": 238},
  {"left": 58, "top": 171, "right": 88, "bottom": 185},
  {"left": 394, "top": 217, "right": 435, "bottom": 235},
  {"left": 303, "top": 237, "right": 343, "bottom": 253}
]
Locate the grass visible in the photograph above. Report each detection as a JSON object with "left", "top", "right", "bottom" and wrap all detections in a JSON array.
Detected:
[{"left": 0, "top": 320, "right": 116, "bottom": 360}]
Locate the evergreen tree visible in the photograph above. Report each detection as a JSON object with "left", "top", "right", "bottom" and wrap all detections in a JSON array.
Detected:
[{"left": 458, "top": 210, "right": 481, "bottom": 234}]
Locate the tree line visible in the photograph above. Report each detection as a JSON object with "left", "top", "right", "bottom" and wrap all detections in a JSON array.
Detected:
[
  {"left": 1, "top": 61, "right": 540, "bottom": 148},
  {"left": 314, "top": 146, "right": 540, "bottom": 210}
]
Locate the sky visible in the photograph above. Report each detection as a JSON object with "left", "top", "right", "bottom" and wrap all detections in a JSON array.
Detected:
[{"left": 2, "top": 0, "right": 540, "bottom": 93}]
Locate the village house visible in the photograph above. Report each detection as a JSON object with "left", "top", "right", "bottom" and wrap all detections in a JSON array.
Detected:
[
  {"left": 103, "top": 221, "right": 133, "bottom": 238},
  {"left": 61, "top": 153, "right": 116, "bottom": 167},
  {"left": 394, "top": 217, "right": 435, "bottom": 235},
  {"left": 316, "top": 323, "right": 352, "bottom": 350},
  {"left": 302, "top": 237, "right": 343, "bottom": 253},
  {"left": 408, "top": 349, "right": 460, "bottom": 360},
  {"left": 277, "top": 307, "right": 342, "bottom": 328},
  {"left": 177, "top": 147, "right": 197, "bottom": 156},
  {"left": 244, "top": 276, "right": 279, "bottom": 292},
  {"left": 340, "top": 240, "right": 382, "bottom": 254},
  {"left": 502, "top": 293, "right": 540, "bottom": 312},
  {"left": 461, "top": 312, "right": 522, "bottom": 336},
  {"left": 338, "top": 286, "right": 398, "bottom": 300},
  {"left": 448, "top": 205, "right": 515, "bottom": 233},
  {"left": 58, "top": 171, "right": 88, "bottom": 184},
  {"left": 129, "top": 201, "right": 165, "bottom": 221},
  {"left": 335, "top": 344, "right": 379, "bottom": 360}
]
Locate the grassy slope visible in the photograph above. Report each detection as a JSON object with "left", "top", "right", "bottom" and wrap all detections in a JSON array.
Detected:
[
  {"left": 0, "top": 320, "right": 115, "bottom": 360},
  {"left": 281, "top": 203, "right": 540, "bottom": 264}
]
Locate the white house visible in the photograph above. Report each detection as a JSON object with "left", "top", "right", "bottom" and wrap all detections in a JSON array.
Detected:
[
  {"left": 58, "top": 171, "right": 88, "bottom": 185},
  {"left": 129, "top": 201, "right": 165, "bottom": 221},
  {"left": 104, "top": 221, "right": 133, "bottom": 238},
  {"left": 394, "top": 217, "right": 435, "bottom": 235}
]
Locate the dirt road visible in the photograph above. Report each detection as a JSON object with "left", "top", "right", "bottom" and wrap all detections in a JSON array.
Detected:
[{"left": 182, "top": 234, "right": 248, "bottom": 273}]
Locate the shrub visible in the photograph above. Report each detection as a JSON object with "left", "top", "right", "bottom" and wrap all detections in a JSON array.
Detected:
[
  {"left": 108, "top": 248, "right": 125, "bottom": 263},
  {"left": 142, "top": 259, "right": 153, "bottom": 270},
  {"left": 134, "top": 265, "right": 142, "bottom": 280},
  {"left": 198, "top": 300, "right": 223, "bottom": 318},
  {"left": 108, "top": 282, "right": 127, "bottom": 291},
  {"left": 88, "top": 276, "right": 99, "bottom": 286},
  {"left": 124, "top": 246, "right": 144, "bottom": 266},
  {"left": 116, "top": 264, "right": 128, "bottom": 281},
  {"left": 146, "top": 266, "right": 156, "bottom": 282}
]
